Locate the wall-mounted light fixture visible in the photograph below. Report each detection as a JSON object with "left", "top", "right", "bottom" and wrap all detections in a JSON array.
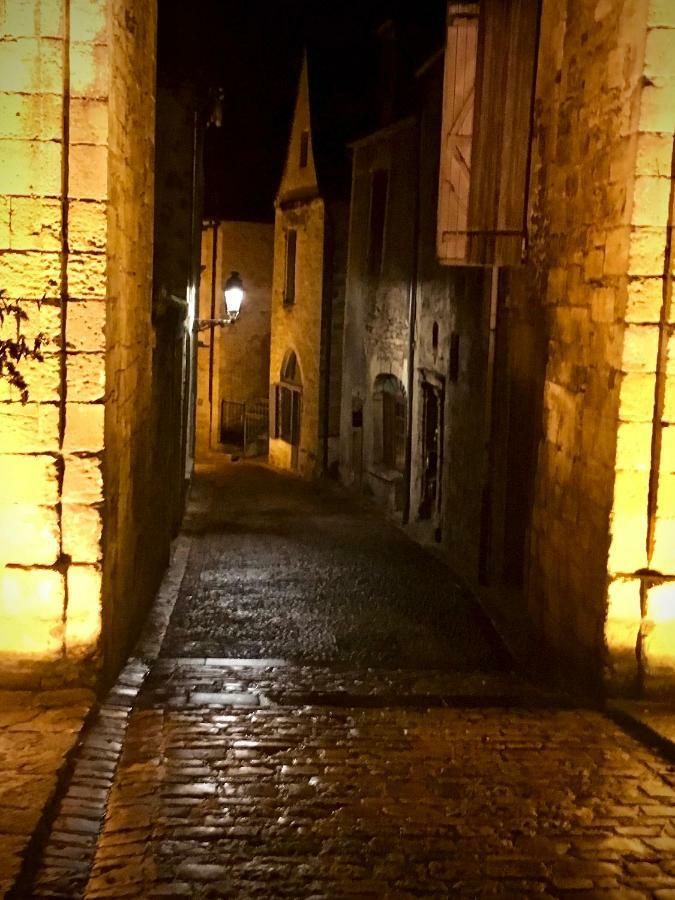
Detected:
[{"left": 195, "top": 271, "right": 245, "bottom": 331}]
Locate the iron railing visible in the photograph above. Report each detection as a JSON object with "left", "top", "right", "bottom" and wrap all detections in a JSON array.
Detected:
[{"left": 220, "top": 397, "right": 269, "bottom": 456}]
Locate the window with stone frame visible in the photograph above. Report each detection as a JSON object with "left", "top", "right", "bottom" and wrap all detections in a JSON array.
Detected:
[
  {"left": 284, "top": 230, "right": 297, "bottom": 305},
  {"left": 299, "top": 130, "right": 309, "bottom": 168},
  {"left": 437, "top": 0, "right": 540, "bottom": 266},
  {"left": 367, "top": 169, "right": 389, "bottom": 278}
]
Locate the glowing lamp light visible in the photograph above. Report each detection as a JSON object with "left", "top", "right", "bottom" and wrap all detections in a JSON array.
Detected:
[
  {"left": 195, "top": 271, "right": 245, "bottom": 331},
  {"left": 224, "top": 271, "right": 245, "bottom": 320}
]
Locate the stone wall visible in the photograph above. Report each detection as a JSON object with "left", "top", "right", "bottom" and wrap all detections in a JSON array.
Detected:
[
  {"left": 0, "top": 0, "right": 176, "bottom": 688},
  {"left": 409, "top": 60, "right": 491, "bottom": 569},
  {"left": 510, "top": 0, "right": 675, "bottom": 691},
  {"left": 339, "top": 121, "right": 417, "bottom": 511},
  {"left": 269, "top": 198, "right": 325, "bottom": 478},
  {"left": 102, "top": 0, "right": 161, "bottom": 683},
  {"left": 195, "top": 219, "right": 273, "bottom": 457}
]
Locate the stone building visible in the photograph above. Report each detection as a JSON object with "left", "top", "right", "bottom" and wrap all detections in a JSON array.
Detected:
[
  {"left": 424, "top": 0, "right": 675, "bottom": 695},
  {"left": 195, "top": 219, "right": 273, "bottom": 457},
  {"left": 340, "top": 0, "right": 675, "bottom": 696},
  {"left": 0, "top": 0, "right": 197, "bottom": 688},
  {"left": 339, "top": 119, "right": 417, "bottom": 512},
  {"left": 269, "top": 54, "right": 348, "bottom": 478}
]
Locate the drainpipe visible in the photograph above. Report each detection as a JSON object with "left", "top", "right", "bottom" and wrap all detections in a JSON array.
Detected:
[
  {"left": 208, "top": 220, "right": 218, "bottom": 446},
  {"left": 402, "top": 116, "right": 422, "bottom": 525}
]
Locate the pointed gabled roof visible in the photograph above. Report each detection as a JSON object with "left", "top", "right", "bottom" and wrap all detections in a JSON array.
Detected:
[
  {"left": 276, "top": 51, "right": 351, "bottom": 206},
  {"left": 276, "top": 53, "right": 320, "bottom": 205}
]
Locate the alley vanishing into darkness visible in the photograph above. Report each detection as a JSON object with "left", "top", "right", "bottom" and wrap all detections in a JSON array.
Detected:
[{"left": 24, "top": 462, "right": 675, "bottom": 898}]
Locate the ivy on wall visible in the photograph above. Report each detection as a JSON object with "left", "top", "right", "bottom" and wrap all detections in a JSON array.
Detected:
[{"left": 0, "top": 291, "right": 48, "bottom": 404}]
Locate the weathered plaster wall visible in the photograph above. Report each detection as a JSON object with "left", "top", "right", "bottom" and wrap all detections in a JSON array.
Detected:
[
  {"left": 195, "top": 219, "right": 273, "bottom": 457},
  {"left": 409, "top": 61, "right": 491, "bottom": 572},
  {"left": 151, "top": 80, "right": 201, "bottom": 539},
  {"left": 0, "top": 0, "right": 171, "bottom": 688},
  {"left": 339, "top": 121, "right": 416, "bottom": 511},
  {"left": 269, "top": 199, "right": 325, "bottom": 478}
]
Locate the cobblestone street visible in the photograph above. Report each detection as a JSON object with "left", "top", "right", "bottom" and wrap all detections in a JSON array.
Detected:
[{"left": 21, "top": 462, "right": 675, "bottom": 898}]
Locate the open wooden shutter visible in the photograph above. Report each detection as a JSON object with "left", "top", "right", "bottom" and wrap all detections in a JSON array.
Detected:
[
  {"left": 437, "top": 0, "right": 540, "bottom": 267},
  {"left": 437, "top": 3, "right": 479, "bottom": 264}
]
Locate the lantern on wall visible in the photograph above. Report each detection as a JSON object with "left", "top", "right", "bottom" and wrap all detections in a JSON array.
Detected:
[
  {"left": 195, "top": 270, "right": 245, "bottom": 330},
  {"left": 223, "top": 270, "right": 244, "bottom": 321}
]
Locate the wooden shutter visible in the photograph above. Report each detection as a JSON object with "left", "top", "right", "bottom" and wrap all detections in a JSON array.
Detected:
[
  {"left": 437, "top": 0, "right": 540, "bottom": 267},
  {"left": 270, "top": 383, "right": 280, "bottom": 438},
  {"left": 437, "top": 3, "right": 479, "bottom": 264}
]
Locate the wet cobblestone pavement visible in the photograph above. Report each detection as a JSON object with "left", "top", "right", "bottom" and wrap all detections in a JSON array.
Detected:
[
  {"left": 19, "top": 462, "right": 675, "bottom": 897},
  {"left": 162, "top": 462, "right": 508, "bottom": 670}
]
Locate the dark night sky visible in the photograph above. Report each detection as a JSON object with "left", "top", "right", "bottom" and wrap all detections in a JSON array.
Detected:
[{"left": 158, "top": 0, "right": 446, "bottom": 221}]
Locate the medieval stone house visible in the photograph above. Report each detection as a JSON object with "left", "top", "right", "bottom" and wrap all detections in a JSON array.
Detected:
[
  {"left": 268, "top": 54, "right": 348, "bottom": 478},
  {"left": 340, "top": 0, "right": 675, "bottom": 696}
]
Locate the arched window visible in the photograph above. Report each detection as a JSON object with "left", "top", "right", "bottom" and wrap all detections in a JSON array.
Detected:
[
  {"left": 373, "top": 374, "right": 406, "bottom": 472},
  {"left": 281, "top": 350, "right": 301, "bottom": 385},
  {"left": 276, "top": 351, "right": 302, "bottom": 450}
]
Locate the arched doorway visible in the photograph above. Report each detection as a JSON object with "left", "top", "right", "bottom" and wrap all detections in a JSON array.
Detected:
[{"left": 276, "top": 350, "right": 302, "bottom": 469}]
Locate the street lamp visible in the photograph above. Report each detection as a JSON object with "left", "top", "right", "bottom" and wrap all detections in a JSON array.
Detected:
[{"left": 195, "top": 271, "right": 245, "bottom": 331}]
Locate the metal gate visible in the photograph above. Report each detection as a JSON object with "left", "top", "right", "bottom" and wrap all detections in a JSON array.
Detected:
[
  {"left": 220, "top": 398, "right": 269, "bottom": 456},
  {"left": 220, "top": 400, "right": 245, "bottom": 446}
]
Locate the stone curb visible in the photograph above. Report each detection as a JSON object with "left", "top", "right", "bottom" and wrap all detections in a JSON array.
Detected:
[
  {"left": 606, "top": 700, "right": 675, "bottom": 766},
  {"left": 9, "top": 535, "right": 192, "bottom": 899}
]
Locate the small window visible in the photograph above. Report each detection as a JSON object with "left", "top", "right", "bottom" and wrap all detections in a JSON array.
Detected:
[
  {"left": 299, "top": 130, "right": 309, "bottom": 168},
  {"left": 367, "top": 169, "right": 388, "bottom": 278},
  {"left": 284, "top": 230, "right": 297, "bottom": 305},
  {"left": 373, "top": 374, "right": 406, "bottom": 472},
  {"left": 432, "top": 321, "right": 439, "bottom": 352}
]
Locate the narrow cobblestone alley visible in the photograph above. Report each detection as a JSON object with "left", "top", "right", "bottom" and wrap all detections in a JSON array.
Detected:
[{"left": 22, "top": 462, "right": 675, "bottom": 898}]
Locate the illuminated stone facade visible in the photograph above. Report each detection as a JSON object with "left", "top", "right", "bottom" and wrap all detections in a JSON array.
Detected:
[
  {"left": 340, "top": 2, "right": 675, "bottom": 695},
  {"left": 196, "top": 220, "right": 273, "bottom": 458},
  {"left": 269, "top": 55, "right": 347, "bottom": 479},
  {"left": 505, "top": 0, "right": 675, "bottom": 693},
  {"left": 0, "top": 0, "right": 173, "bottom": 687}
]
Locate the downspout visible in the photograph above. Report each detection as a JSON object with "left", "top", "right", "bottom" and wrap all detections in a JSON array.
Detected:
[
  {"left": 402, "top": 115, "right": 422, "bottom": 525},
  {"left": 208, "top": 220, "right": 218, "bottom": 446},
  {"left": 183, "top": 109, "right": 200, "bottom": 482}
]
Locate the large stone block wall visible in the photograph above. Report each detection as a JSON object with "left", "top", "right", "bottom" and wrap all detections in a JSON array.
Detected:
[
  {"left": 604, "top": 1, "right": 675, "bottom": 691},
  {"left": 269, "top": 199, "right": 325, "bottom": 479},
  {"left": 101, "top": 0, "right": 159, "bottom": 682},
  {"left": 0, "top": 0, "right": 163, "bottom": 687},
  {"left": 195, "top": 219, "right": 273, "bottom": 457},
  {"left": 514, "top": 0, "right": 675, "bottom": 690}
]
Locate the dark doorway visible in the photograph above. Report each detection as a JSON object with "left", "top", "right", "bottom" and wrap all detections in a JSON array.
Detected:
[{"left": 419, "top": 379, "right": 443, "bottom": 522}]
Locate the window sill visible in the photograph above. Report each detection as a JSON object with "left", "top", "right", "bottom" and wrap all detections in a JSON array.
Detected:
[{"left": 368, "top": 465, "right": 404, "bottom": 483}]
